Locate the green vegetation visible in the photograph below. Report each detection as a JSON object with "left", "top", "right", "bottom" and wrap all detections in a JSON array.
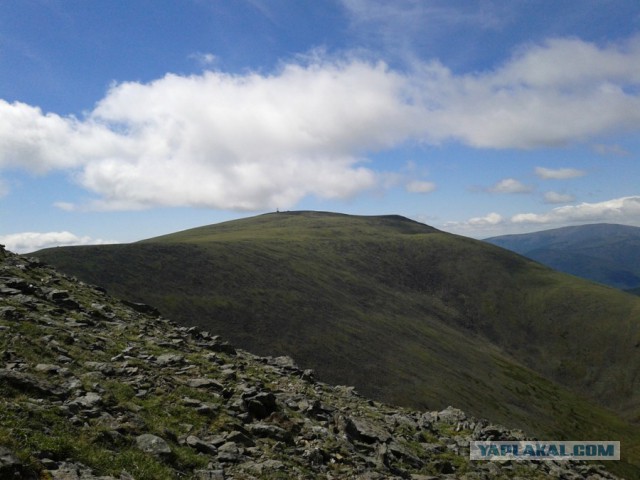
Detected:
[{"left": 33, "top": 211, "right": 640, "bottom": 475}]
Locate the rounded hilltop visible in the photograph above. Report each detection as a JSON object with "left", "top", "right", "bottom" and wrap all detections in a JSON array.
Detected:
[{"left": 141, "top": 210, "right": 439, "bottom": 244}]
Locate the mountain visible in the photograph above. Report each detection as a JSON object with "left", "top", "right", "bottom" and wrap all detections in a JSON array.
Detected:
[
  {"left": 1, "top": 246, "right": 623, "bottom": 479},
  {"left": 32, "top": 211, "right": 640, "bottom": 476},
  {"left": 485, "top": 223, "right": 640, "bottom": 291}
]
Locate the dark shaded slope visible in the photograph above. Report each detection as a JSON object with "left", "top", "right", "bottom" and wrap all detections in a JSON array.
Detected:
[
  {"left": 486, "top": 223, "right": 640, "bottom": 290},
  {"left": 33, "top": 212, "right": 640, "bottom": 468},
  {"left": 2, "top": 246, "right": 631, "bottom": 479}
]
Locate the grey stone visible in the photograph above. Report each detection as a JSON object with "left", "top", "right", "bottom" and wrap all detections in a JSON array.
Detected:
[
  {"left": 0, "top": 369, "right": 68, "bottom": 399},
  {"left": 69, "top": 392, "right": 102, "bottom": 411},
  {"left": 240, "top": 459, "right": 284, "bottom": 475},
  {"left": 217, "top": 442, "right": 241, "bottom": 463},
  {"left": 436, "top": 406, "right": 467, "bottom": 424},
  {"left": 156, "top": 353, "right": 185, "bottom": 366},
  {"left": 120, "top": 300, "right": 160, "bottom": 316},
  {"left": 248, "top": 422, "right": 293, "bottom": 443},
  {"left": 135, "top": 434, "right": 172, "bottom": 457},
  {"left": 242, "top": 390, "right": 278, "bottom": 419},
  {"left": 194, "top": 469, "right": 225, "bottom": 480},
  {"left": 225, "top": 430, "right": 255, "bottom": 447},
  {"left": 84, "top": 362, "right": 116, "bottom": 376},
  {"left": 187, "top": 378, "right": 225, "bottom": 390},
  {"left": 35, "top": 363, "right": 62, "bottom": 373},
  {"left": 186, "top": 435, "right": 218, "bottom": 455},
  {"left": 46, "top": 289, "right": 81, "bottom": 310},
  {"left": 344, "top": 416, "right": 392, "bottom": 444},
  {"left": 208, "top": 341, "right": 236, "bottom": 355},
  {"left": 269, "top": 355, "right": 298, "bottom": 369}
]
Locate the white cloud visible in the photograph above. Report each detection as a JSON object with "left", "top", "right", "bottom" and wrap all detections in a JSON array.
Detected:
[
  {"left": 189, "top": 52, "right": 217, "bottom": 66},
  {"left": 412, "top": 37, "right": 640, "bottom": 148},
  {"left": 535, "top": 167, "right": 586, "bottom": 179},
  {"left": 444, "top": 195, "right": 640, "bottom": 238},
  {"left": 1, "top": 36, "right": 640, "bottom": 211},
  {"left": 468, "top": 212, "right": 503, "bottom": 226},
  {"left": 0, "top": 100, "right": 130, "bottom": 174},
  {"left": 512, "top": 196, "right": 640, "bottom": 224},
  {"left": 488, "top": 178, "right": 533, "bottom": 194},
  {"left": 543, "top": 191, "right": 575, "bottom": 204},
  {"left": 0, "top": 231, "right": 117, "bottom": 254},
  {"left": 81, "top": 60, "right": 421, "bottom": 210},
  {"left": 441, "top": 212, "right": 505, "bottom": 237},
  {"left": 406, "top": 180, "right": 436, "bottom": 193}
]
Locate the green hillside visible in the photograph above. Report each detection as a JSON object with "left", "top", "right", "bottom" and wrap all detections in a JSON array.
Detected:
[
  {"left": 33, "top": 211, "right": 640, "bottom": 475},
  {"left": 2, "top": 245, "right": 630, "bottom": 479}
]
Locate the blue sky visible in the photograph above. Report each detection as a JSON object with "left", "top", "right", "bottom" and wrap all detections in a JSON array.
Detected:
[{"left": 2, "top": 0, "right": 640, "bottom": 252}]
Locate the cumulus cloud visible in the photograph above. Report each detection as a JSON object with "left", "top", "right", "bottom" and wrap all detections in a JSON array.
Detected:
[
  {"left": 543, "top": 191, "right": 575, "bottom": 204},
  {"left": 0, "top": 100, "right": 125, "bottom": 174},
  {"left": 0, "top": 231, "right": 117, "bottom": 254},
  {"left": 512, "top": 196, "right": 640, "bottom": 224},
  {"left": 1, "top": 36, "right": 640, "bottom": 211},
  {"left": 468, "top": 212, "right": 504, "bottom": 226},
  {"left": 81, "top": 60, "right": 422, "bottom": 210},
  {"left": 445, "top": 195, "right": 640, "bottom": 237},
  {"left": 488, "top": 178, "right": 533, "bottom": 194},
  {"left": 441, "top": 212, "right": 505, "bottom": 237},
  {"left": 405, "top": 180, "right": 436, "bottom": 193},
  {"left": 412, "top": 37, "right": 640, "bottom": 148},
  {"left": 535, "top": 167, "right": 586, "bottom": 179}
]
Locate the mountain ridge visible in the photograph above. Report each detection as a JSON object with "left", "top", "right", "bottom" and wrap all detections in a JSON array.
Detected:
[
  {"left": 31, "top": 211, "right": 640, "bottom": 476},
  {"left": 1, "top": 245, "right": 626, "bottom": 479},
  {"left": 485, "top": 223, "right": 640, "bottom": 291}
]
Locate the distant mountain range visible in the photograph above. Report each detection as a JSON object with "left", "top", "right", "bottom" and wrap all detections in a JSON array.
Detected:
[
  {"left": 485, "top": 223, "right": 640, "bottom": 293},
  {"left": 32, "top": 211, "right": 640, "bottom": 477}
]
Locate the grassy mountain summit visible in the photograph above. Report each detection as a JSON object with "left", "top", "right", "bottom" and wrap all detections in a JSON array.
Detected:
[
  {"left": 33, "top": 211, "right": 640, "bottom": 474},
  {"left": 485, "top": 223, "right": 640, "bottom": 291}
]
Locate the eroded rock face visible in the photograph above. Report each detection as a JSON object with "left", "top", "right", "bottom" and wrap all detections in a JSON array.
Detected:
[{"left": 0, "top": 250, "right": 625, "bottom": 479}]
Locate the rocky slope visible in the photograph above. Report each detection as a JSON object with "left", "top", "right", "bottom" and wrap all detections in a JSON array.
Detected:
[{"left": 0, "top": 246, "right": 621, "bottom": 479}]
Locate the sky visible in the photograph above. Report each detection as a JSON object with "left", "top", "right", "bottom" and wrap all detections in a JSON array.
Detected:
[{"left": 1, "top": 0, "right": 640, "bottom": 253}]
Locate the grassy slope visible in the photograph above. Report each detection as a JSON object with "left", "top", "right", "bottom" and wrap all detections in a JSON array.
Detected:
[{"left": 34, "top": 211, "right": 640, "bottom": 474}]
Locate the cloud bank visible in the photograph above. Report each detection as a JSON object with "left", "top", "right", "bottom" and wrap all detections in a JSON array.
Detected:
[
  {"left": 447, "top": 196, "right": 640, "bottom": 237},
  {"left": 512, "top": 196, "right": 640, "bottom": 225},
  {"left": 0, "top": 231, "right": 117, "bottom": 254},
  {"left": 1, "top": 37, "right": 640, "bottom": 211}
]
